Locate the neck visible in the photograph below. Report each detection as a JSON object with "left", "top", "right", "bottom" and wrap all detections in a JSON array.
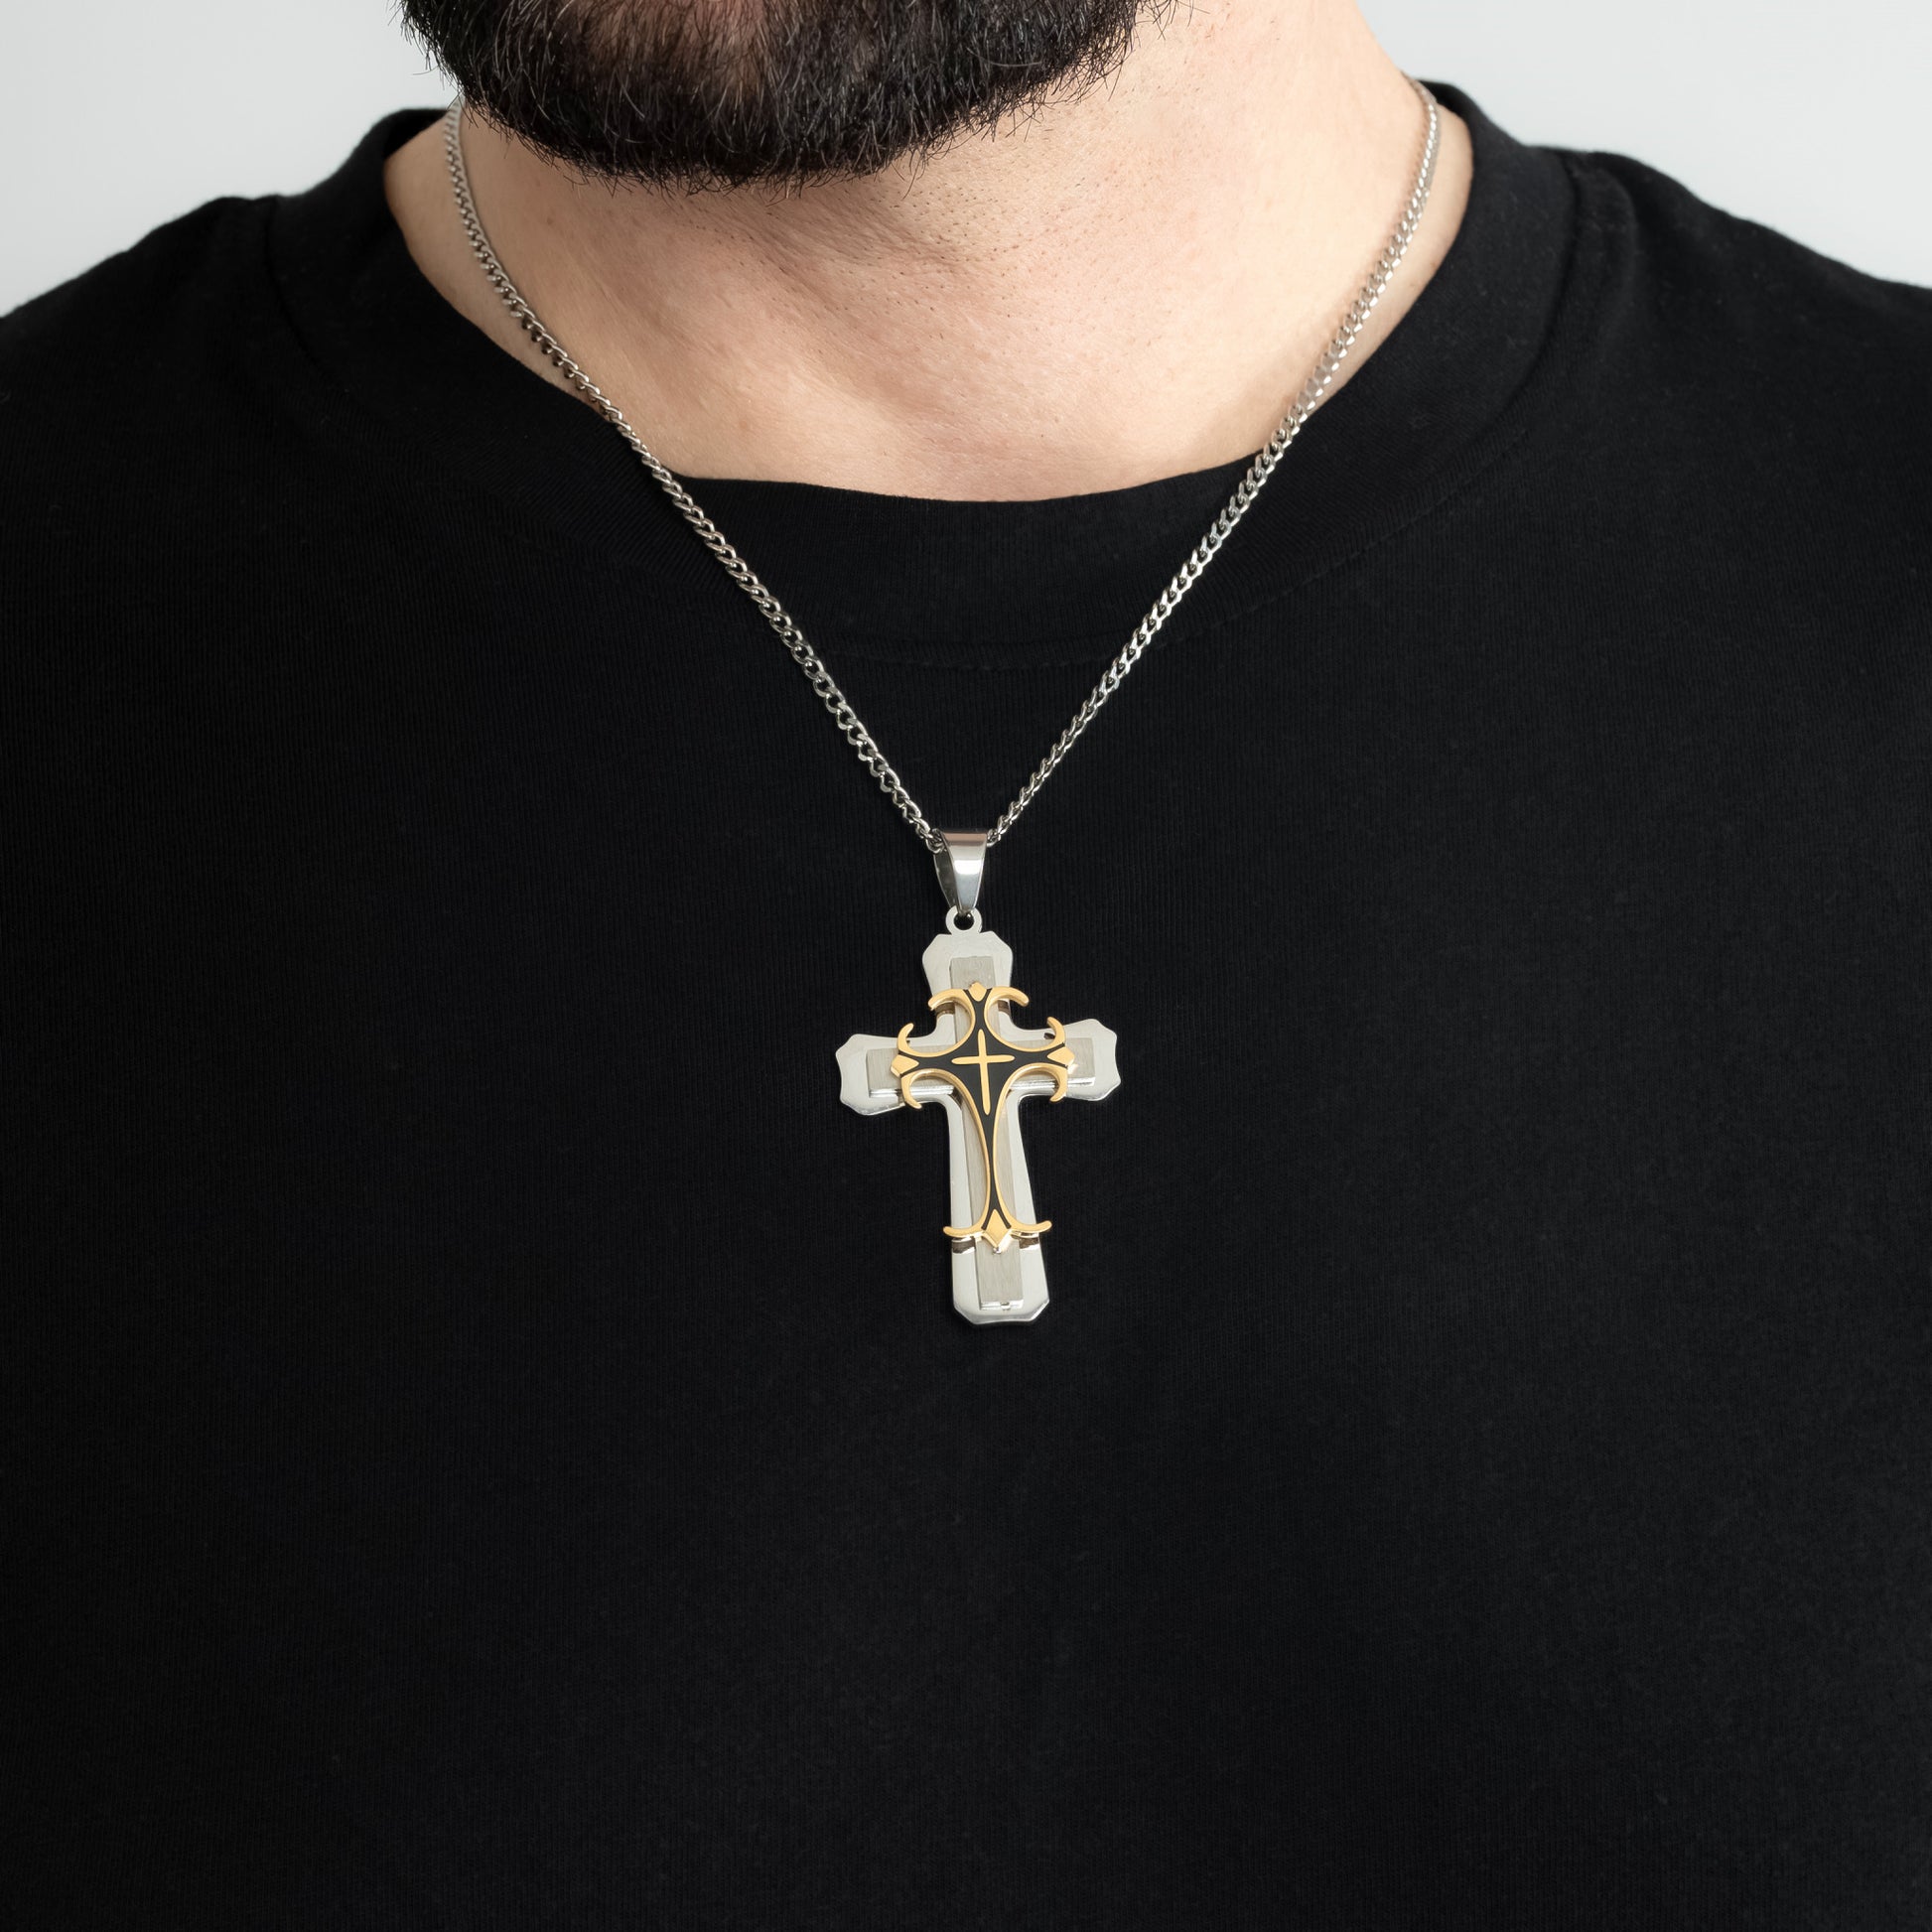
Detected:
[{"left": 386, "top": 0, "right": 1469, "bottom": 500}]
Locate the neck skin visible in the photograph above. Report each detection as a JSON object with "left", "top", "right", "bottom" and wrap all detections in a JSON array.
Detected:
[{"left": 385, "top": 0, "right": 1469, "bottom": 500}]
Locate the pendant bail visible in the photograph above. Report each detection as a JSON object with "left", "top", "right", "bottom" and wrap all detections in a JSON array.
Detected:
[{"left": 934, "top": 830, "right": 989, "bottom": 918}]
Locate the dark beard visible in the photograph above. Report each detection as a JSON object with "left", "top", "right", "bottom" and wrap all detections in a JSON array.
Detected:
[{"left": 401, "top": 0, "right": 1163, "bottom": 189}]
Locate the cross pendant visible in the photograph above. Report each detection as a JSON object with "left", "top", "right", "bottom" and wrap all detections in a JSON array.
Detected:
[{"left": 836, "top": 913, "right": 1119, "bottom": 1325}]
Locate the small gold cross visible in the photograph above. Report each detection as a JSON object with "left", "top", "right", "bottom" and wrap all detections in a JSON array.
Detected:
[{"left": 950, "top": 1029, "right": 1016, "bottom": 1111}]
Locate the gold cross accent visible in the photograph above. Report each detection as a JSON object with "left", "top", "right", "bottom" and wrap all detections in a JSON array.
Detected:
[
  {"left": 951, "top": 1029, "right": 1016, "bottom": 1111},
  {"left": 886, "top": 977, "right": 1076, "bottom": 1249}
]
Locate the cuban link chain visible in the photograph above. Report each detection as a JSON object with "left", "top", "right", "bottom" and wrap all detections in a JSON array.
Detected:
[{"left": 443, "top": 82, "right": 1442, "bottom": 857}]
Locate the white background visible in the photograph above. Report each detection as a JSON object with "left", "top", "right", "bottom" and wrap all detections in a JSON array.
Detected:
[{"left": 4, "top": 0, "right": 1929, "bottom": 314}]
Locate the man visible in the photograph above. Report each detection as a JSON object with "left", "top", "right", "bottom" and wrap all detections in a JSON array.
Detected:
[{"left": 5, "top": 0, "right": 1928, "bottom": 1922}]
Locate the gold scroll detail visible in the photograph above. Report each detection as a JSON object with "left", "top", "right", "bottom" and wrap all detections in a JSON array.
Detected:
[{"left": 892, "top": 981, "right": 1074, "bottom": 1249}]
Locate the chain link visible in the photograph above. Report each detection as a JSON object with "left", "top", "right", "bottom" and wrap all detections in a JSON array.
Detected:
[{"left": 444, "top": 82, "right": 1440, "bottom": 854}]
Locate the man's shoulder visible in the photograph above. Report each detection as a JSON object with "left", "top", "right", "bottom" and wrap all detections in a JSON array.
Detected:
[
  {"left": 1515, "top": 137, "right": 1932, "bottom": 617},
  {"left": 1560, "top": 141, "right": 1932, "bottom": 420},
  {"left": 0, "top": 191, "right": 326, "bottom": 720},
  {"left": 0, "top": 193, "right": 287, "bottom": 452}
]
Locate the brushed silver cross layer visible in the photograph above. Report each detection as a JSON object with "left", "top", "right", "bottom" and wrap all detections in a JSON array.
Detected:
[{"left": 836, "top": 908, "right": 1119, "bottom": 1325}]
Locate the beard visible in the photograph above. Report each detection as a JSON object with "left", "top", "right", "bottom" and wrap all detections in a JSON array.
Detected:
[{"left": 401, "top": 0, "right": 1163, "bottom": 189}]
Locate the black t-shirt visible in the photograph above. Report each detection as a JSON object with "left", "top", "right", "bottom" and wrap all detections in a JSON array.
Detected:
[{"left": 7, "top": 87, "right": 1931, "bottom": 1928}]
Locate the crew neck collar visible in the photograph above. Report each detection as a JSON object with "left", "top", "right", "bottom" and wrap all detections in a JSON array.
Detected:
[{"left": 270, "top": 84, "right": 1583, "bottom": 658}]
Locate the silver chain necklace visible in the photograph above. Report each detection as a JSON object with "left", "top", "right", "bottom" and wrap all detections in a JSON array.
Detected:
[{"left": 443, "top": 86, "right": 1441, "bottom": 1324}]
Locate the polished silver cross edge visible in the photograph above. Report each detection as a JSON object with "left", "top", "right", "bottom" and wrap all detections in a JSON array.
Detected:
[{"left": 837, "top": 918, "right": 1119, "bottom": 1325}]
